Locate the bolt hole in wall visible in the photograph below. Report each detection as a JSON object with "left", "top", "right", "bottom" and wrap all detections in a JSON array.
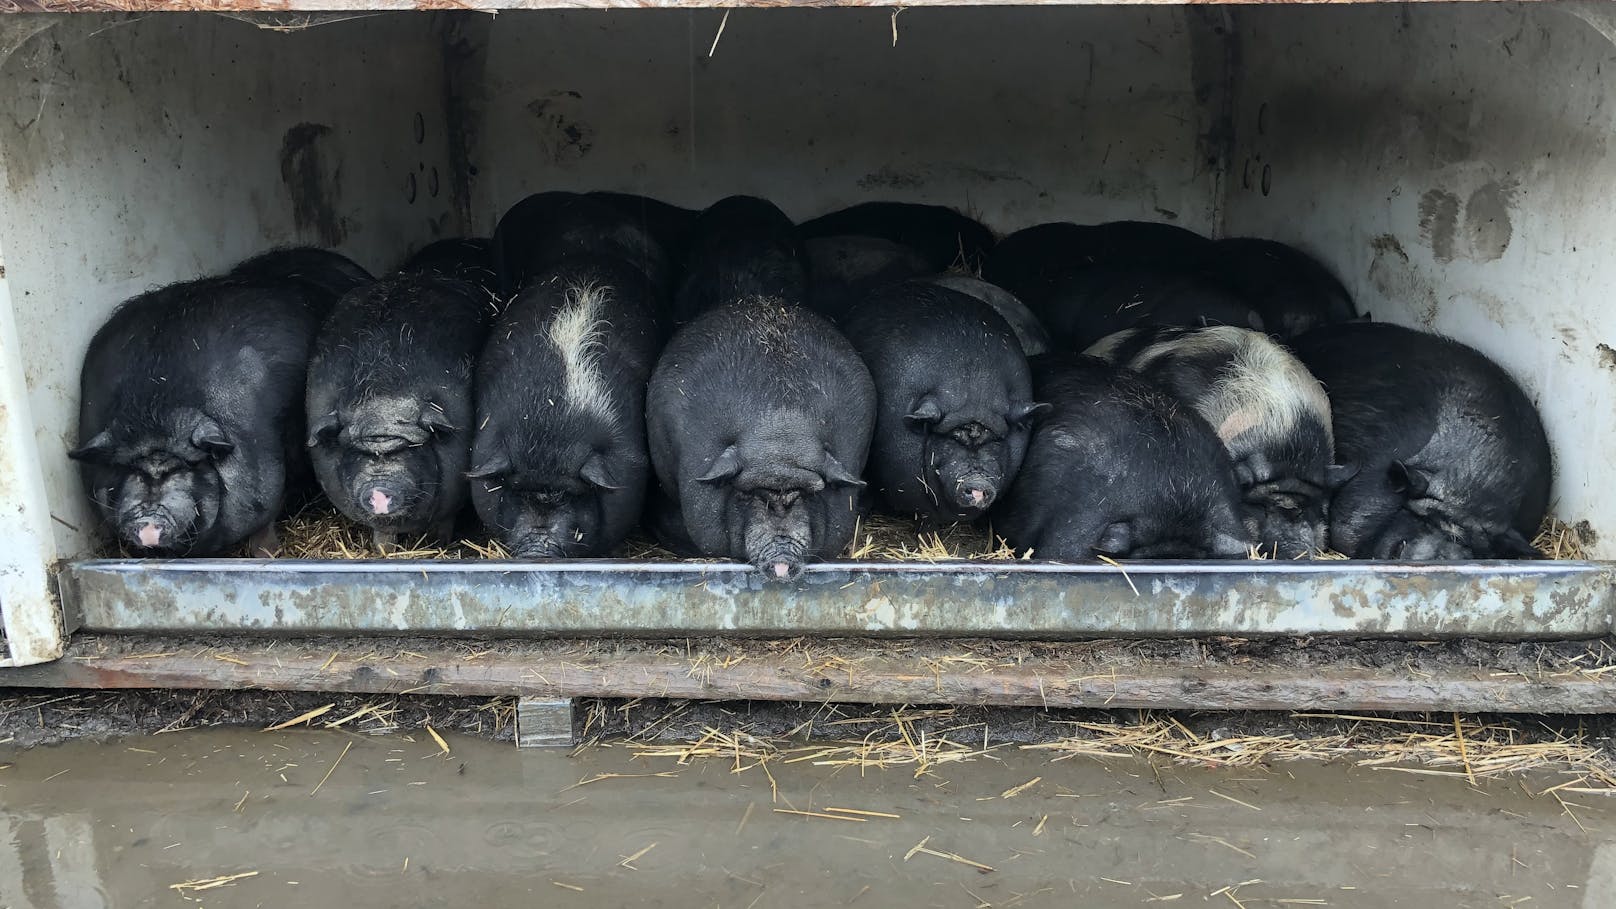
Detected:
[{"left": 0, "top": 3, "right": 1609, "bottom": 593}]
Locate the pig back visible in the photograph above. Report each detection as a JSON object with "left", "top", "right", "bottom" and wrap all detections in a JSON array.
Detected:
[{"left": 648, "top": 299, "right": 875, "bottom": 492}]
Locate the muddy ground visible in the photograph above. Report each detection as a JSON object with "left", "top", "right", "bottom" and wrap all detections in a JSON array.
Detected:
[
  {"left": 4, "top": 687, "right": 1615, "bottom": 755},
  {"left": 2, "top": 726, "right": 1613, "bottom": 908}
]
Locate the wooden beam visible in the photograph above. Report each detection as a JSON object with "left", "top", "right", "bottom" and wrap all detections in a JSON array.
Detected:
[{"left": 3, "top": 634, "right": 1613, "bottom": 713}]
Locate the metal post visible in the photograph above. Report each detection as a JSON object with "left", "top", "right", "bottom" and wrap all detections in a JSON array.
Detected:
[{"left": 516, "top": 696, "right": 575, "bottom": 748}]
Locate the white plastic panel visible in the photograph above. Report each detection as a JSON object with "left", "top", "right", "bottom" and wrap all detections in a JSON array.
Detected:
[
  {"left": 0, "top": 14, "right": 458, "bottom": 661},
  {"left": 468, "top": 7, "right": 1229, "bottom": 234},
  {"left": 1224, "top": 3, "right": 1616, "bottom": 556},
  {"left": 0, "top": 14, "right": 457, "bottom": 560},
  {"left": 0, "top": 234, "right": 63, "bottom": 665}
]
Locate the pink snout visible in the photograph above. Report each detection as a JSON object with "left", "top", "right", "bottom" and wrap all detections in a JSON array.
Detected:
[
  {"left": 772, "top": 562, "right": 791, "bottom": 579},
  {"left": 137, "top": 522, "right": 162, "bottom": 549},
  {"left": 968, "top": 489, "right": 987, "bottom": 507},
  {"left": 368, "top": 488, "right": 393, "bottom": 516}
]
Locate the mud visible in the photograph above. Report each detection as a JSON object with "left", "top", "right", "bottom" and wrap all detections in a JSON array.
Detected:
[
  {"left": 4, "top": 688, "right": 1616, "bottom": 756},
  {"left": 1, "top": 727, "right": 1612, "bottom": 908},
  {"left": 46, "top": 629, "right": 1616, "bottom": 681}
]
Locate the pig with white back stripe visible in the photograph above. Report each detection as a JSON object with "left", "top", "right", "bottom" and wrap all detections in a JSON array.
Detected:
[
  {"left": 471, "top": 251, "right": 662, "bottom": 558},
  {"left": 1086, "top": 325, "right": 1353, "bottom": 557}
]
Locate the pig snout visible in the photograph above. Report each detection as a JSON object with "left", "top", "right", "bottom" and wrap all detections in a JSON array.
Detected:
[
  {"left": 961, "top": 482, "right": 997, "bottom": 509},
  {"left": 752, "top": 537, "right": 807, "bottom": 581},
  {"left": 367, "top": 486, "right": 394, "bottom": 516},
  {"left": 943, "top": 472, "right": 998, "bottom": 514},
  {"left": 120, "top": 513, "right": 177, "bottom": 553},
  {"left": 511, "top": 536, "right": 569, "bottom": 559}
]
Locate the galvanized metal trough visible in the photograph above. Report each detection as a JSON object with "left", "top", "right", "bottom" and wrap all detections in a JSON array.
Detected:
[{"left": 59, "top": 558, "right": 1616, "bottom": 640}]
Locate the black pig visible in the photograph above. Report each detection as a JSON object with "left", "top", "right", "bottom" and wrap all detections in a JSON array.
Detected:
[
  {"left": 842, "top": 282, "right": 1045, "bottom": 524},
  {"left": 1088, "top": 325, "right": 1351, "bottom": 558},
  {"left": 400, "top": 238, "right": 498, "bottom": 297},
  {"left": 672, "top": 195, "right": 807, "bottom": 324},
  {"left": 993, "top": 355, "right": 1251, "bottom": 560},
  {"left": 229, "top": 247, "right": 373, "bottom": 301},
  {"left": 981, "top": 222, "right": 1254, "bottom": 349},
  {"left": 982, "top": 220, "right": 1210, "bottom": 310},
  {"left": 1291, "top": 322, "right": 1550, "bottom": 559},
  {"left": 805, "top": 235, "right": 930, "bottom": 323},
  {"left": 647, "top": 299, "right": 875, "bottom": 579},
  {"left": 471, "top": 257, "right": 662, "bottom": 558},
  {"left": 306, "top": 274, "right": 495, "bottom": 549},
  {"left": 493, "top": 191, "right": 670, "bottom": 297},
  {"left": 800, "top": 201, "right": 995, "bottom": 272},
  {"left": 1211, "top": 238, "right": 1357, "bottom": 339},
  {"left": 921, "top": 274, "right": 1052, "bottom": 356},
  {"left": 588, "top": 191, "right": 699, "bottom": 270},
  {"left": 72, "top": 272, "right": 331, "bottom": 556}
]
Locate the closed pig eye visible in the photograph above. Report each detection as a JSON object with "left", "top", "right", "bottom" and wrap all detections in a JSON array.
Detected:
[{"left": 947, "top": 423, "right": 997, "bottom": 449}]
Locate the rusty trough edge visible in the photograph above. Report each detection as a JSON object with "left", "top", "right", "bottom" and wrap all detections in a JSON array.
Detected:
[
  {"left": 4, "top": 633, "right": 1615, "bottom": 714},
  {"left": 57, "top": 557, "right": 1616, "bottom": 640}
]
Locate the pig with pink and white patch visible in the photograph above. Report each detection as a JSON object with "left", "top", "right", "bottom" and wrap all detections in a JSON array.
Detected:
[
  {"left": 1086, "top": 324, "right": 1354, "bottom": 558},
  {"left": 306, "top": 273, "right": 495, "bottom": 549}
]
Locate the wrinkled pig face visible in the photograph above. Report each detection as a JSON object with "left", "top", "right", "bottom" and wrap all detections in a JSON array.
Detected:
[
  {"left": 1359, "top": 463, "right": 1541, "bottom": 560},
  {"left": 698, "top": 446, "right": 865, "bottom": 581},
  {"left": 309, "top": 403, "right": 455, "bottom": 530},
  {"left": 731, "top": 479, "right": 823, "bottom": 581},
  {"left": 1243, "top": 482, "right": 1331, "bottom": 559},
  {"left": 470, "top": 450, "right": 619, "bottom": 559},
  {"left": 71, "top": 417, "right": 230, "bottom": 556},
  {"left": 312, "top": 427, "right": 443, "bottom": 530},
  {"left": 910, "top": 402, "right": 1043, "bottom": 518}
]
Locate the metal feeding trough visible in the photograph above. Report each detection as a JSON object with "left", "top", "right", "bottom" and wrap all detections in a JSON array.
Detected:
[
  {"left": 3, "top": 4, "right": 1615, "bottom": 722},
  {"left": 58, "top": 558, "right": 1615, "bottom": 640}
]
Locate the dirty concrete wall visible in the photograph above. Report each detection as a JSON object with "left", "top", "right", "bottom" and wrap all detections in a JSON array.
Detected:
[
  {"left": 0, "top": 13, "right": 456, "bottom": 565},
  {"left": 1223, "top": 4, "right": 1616, "bottom": 556},
  {"left": 465, "top": 7, "right": 1229, "bottom": 234}
]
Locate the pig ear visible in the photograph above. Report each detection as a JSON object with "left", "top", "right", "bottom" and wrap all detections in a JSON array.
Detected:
[
  {"left": 1093, "top": 521, "right": 1132, "bottom": 557},
  {"left": 579, "top": 453, "right": 622, "bottom": 491},
  {"left": 904, "top": 398, "right": 944, "bottom": 427},
  {"left": 1010, "top": 401, "right": 1051, "bottom": 426},
  {"left": 191, "top": 417, "right": 234, "bottom": 457},
  {"left": 1387, "top": 461, "right": 1429, "bottom": 498},
  {"left": 306, "top": 413, "right": 340, "bottom": 449},
  {"left": 697, "top": 446, "right": 743, "bottom": 485},
  {"left": 466, "top": 451, "right": 511, "bottom": 480},
  {"left": 1490, "top": 528, "right": 1544, "bottom": 560},
  {"left": 820, "top": 452, "right": 866, "bottom": 489},
  {"left": 1232, "top": 460, "right": 1257, "bottom": 489},
  {"left": 1325, "top": 462, "right": 1360, "bottom": 489},
  {"left": 69, "top": 430, "right": 117, "bottom": 464},
  {"left": 419, "top": 406, "right": 456, "bottom": 436}
]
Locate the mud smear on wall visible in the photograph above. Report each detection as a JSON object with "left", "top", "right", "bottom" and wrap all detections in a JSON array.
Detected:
[
  {"left": 278, "top": 123, "right": 347, "bottom": 247},
  {"left": 526, "top": 90, "right": 593, "bottom": 166},
  {"left": 1419, "top": 180, "right": 1517, "bottom": 264}
]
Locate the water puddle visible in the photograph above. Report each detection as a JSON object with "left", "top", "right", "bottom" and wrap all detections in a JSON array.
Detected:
[{"left": 0, "top": 729, "right": 1610, "bottom": 907}]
